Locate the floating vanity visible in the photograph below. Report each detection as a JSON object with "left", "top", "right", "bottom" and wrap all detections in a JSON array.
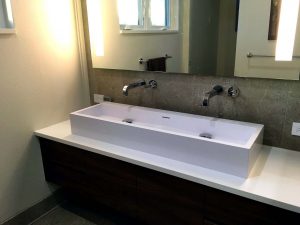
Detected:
[{"left": 35, "top": 103, "right": 300, "bottom": 225}]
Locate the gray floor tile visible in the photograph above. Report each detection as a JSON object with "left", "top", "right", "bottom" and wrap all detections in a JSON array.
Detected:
[
  {"left": 31, "top": 202, "right": 139, "bottom": 225},
  {"left": 31, "top": 207, "right": 96, "bottom": 225}
]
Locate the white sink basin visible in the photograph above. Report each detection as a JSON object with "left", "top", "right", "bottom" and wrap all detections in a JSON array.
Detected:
[{"left": 70, "top": 102, "right": 264, "bottom": 178}]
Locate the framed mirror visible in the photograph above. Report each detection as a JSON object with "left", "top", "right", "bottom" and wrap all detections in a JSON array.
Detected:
[
  {"left": 0, "top": 0, "right": 15, "bottom": 33},
  {"left": 85, "top": 0, "right": 300, "bottom": 80}
]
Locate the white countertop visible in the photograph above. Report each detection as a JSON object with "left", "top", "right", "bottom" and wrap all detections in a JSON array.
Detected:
[{"left": 35, "top": 120, "right": 300, "bottom": 214}]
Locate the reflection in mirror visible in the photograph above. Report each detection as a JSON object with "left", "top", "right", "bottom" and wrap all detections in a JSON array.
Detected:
[
  {"left": 117, "top": 0, "right": 179, "bottom": 32},
  {"left": 88, "top": 0, "right": 236, "bottom": 75},
  {"left": 86, "top": 0, "right": 300, "bottom": 80},
  {"left": 188, "top": 0, "right": 237, "bottom": 76},
  {"left": 0, "top": 0, "right": 15, "bottom": 32},
  {"left": 235, "top": 0, "right": 300, "bottom": 80}
]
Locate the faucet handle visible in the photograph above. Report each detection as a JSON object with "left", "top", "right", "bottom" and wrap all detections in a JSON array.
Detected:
[
  {"left": 146, "top": 80, "right": 158, "bottom": 89},
  {"left": 228, "top": 86, "right": 240, "bottom": 98}
]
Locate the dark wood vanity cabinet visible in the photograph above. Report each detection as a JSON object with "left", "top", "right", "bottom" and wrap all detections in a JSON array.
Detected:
[
  {"left": 40, "top": 138, "right": 138, "bottom": 217},
  {"left": 203, "top": 220, "right": 221, "bottom": 225},
  {"left": 204, "top": 187, "right": 300, "bottom": 225},
  {"left": 39, "top": 138, "right": 300, "bottom": 225},
  {"left": 137, "top": 168, "right": 204, "bottom": 225}
]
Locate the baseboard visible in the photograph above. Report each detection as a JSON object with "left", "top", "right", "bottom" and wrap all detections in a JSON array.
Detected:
[{"left": 2, "top": 189, "right": 65, "bottom": 225}]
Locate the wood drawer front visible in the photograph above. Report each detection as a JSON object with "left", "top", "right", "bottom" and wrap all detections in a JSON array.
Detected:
[
  {"left": 40, "top": 138, "right": 85, "bottom": 169},
  {"left": 204, "top": 219, "right": 222, "bottom": 225},
  {"left": 137, "top": 168, "right": 204, "bottom": 225},
  {"left": 43, "top": 161, "right": 137, "bottom": 217},
  {"left": 204, "top": 187, "right": 300, "bottom": 225},
  {"left": 83, "top": 150, "right": 138, "bottom": 183},
  {"left": 39, "top": 138, "right": 300, "bottom": 225},
  {"left": 40, "top": 138, "right": 137, "bottom": 182},
  {"left": 40, "top": 138, "right": 137, "bottom": 216},
  {"left": 43, "top": 162, "right": 86, "bottom": 190},
  {"left": 84, "top": 173, "right": 137, "bottom": 216}
]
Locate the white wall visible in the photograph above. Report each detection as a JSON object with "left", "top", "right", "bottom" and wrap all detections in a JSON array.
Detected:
[
  {"left": 90, "top": 0, "right": 186, "bottom": 73},
  {"left": 235, "top": 0, "right": 300, "bottom": 80},
  {"left": 0, "top": 0, "right": 89, "bottom": 223}
]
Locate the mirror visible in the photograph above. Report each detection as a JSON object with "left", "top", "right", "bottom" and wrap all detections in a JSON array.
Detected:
[
  {"left": 86, "top": 0, "right": 300, "bottom": 80},
  {"left": 0, "top": 0, "right": 15, "bottom": 33}
]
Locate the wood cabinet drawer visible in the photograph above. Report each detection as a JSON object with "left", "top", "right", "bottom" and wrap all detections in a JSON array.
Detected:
[
  {"left": 137, "top": 168, "right": 204, "bottom": 225},
  {"left": 204, "top": 219, "right": 222, "bottom": 225},
  {"left": 39, "top": 138, "right": 300, "bottom": 225},
  {"left": 40, "top": 138, "right": 85, "bottom": 169},
  {"left": 39, "top": 138, "right": 137, "bottom": 217},
  {"left": 83, "top": 151, "right": 138, "bottom": 182},
  {"left": 204, "top": 187, "right": 300, "bottom": 225},
  {"left": 84, "top": 174, "right": 137, "bottom": 216},
  {"left": 43, "top": 162, "right": 86, "bottom": 190}
]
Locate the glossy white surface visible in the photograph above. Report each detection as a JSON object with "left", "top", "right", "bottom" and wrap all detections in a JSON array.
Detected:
[
  {"left": 70, "top": 102, "right": 264, "bottom": 177},
  {"left": 35, "top": 120, "right": 300, "bottom": 214}
]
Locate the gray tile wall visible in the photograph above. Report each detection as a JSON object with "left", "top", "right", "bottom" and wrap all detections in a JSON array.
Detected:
[{"left": 91, "top": 69, "right": 300, "bottom": 151}]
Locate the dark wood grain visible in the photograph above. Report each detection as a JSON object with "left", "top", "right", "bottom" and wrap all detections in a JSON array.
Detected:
[
  {"left": 40, "top": 138, "right": 86, "bottom": 170},
  {"left": 137, "top": 168, "right": 204, "bottom": 225},
  {"left": 204, "top": 219, "right": 222, "bottom": 225},
  {"left": 204, "top": 187, "right": 299, "bottom": 225},
  {"left": 39, "top": 138, "right": 300, "bottom": 225},
  {"left": 40, "top": 138, "right": 138, "bottom": 218}
]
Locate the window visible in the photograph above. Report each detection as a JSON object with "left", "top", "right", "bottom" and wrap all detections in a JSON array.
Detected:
[
  {"left": 150, "top": 0, "right": 170, "bottom": 27},
  {"left": 118, "top": 0, "right": 143, "bottom": 28},
  {"left": 117, "top": 0, "right": 178, "bottom": 32}
]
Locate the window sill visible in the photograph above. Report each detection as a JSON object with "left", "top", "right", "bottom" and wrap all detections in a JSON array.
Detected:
[{"left": 120, "top": 29, "right": 178, "bottom": 34}]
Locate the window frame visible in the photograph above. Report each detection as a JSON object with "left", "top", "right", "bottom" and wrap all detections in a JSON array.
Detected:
[
  {"left": 146, "top": 0, "right": 170, "bottom": 30},
  {"left": 119, "top": 0, "right": 144, "bottom": 30},
  {"left": 118, "top": 0, "right": 179, "bottom": 33}
]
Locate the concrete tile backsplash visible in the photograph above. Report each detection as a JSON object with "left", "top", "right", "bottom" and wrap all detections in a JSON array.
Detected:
[{"left": 91, "top": 69, "right": 300, "bottom": 152}]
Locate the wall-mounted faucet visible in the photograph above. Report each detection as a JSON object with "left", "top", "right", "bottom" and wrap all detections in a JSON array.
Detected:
[
  {"left": 202, "top": 85, "right": 224, "bottom": 106},
  {"left": 123, "top": 80, "right": 157, "bottom": 96}
]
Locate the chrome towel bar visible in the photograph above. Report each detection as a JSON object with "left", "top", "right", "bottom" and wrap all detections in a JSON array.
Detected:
[{"left": 246, "top": 52, "right": 300, "bottom": 59}]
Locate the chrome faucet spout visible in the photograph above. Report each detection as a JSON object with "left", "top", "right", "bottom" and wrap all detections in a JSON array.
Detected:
[
  {"left": 202, "top": 85, "right": 223, "bottom": 106},
  {"left": 122, "top": 80, "right": 146, "bottom": 96}
]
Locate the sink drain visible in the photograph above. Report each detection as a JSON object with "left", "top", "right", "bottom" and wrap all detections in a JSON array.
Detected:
[
  {"left": 122, "top": 118, "right": 134, "bottom": 124},
  {"left": 199, "top": 133, "right": 213, "bottom": 139}
]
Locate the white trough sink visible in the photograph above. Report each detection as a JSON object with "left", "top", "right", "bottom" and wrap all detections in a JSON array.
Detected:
[{"left": 70, "top": 102, "right": 264, "bottom": 178}]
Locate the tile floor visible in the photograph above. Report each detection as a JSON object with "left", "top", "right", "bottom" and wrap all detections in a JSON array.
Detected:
[{"left": 31, "top": 202, "right": 139, "bottom": 225}]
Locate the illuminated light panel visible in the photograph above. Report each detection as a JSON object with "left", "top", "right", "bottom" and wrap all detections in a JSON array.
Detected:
[
  {"left": 275, "top": 0, "right": 300, "bottom": 61},
  {"left": 86, "top": 0, "right": 104, "bottom": 57}
]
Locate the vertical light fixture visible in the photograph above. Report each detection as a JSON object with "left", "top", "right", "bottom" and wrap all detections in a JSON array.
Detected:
[
  {"left": 275, "top": 0, "right": 300, "bottom": 61},
  {"left": 86, "top": 0, "right": 104, "bottom": 56}
]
